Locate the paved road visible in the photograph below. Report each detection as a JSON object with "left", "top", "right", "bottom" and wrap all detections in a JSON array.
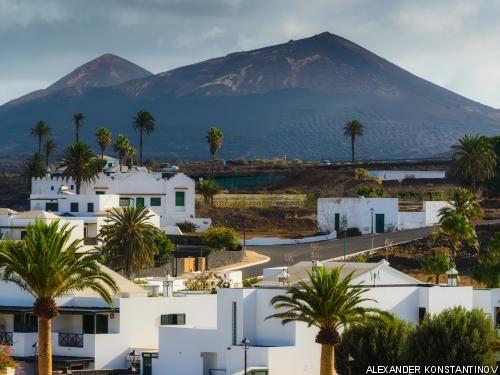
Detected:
[{"left": 243, "top": 227, "right": 433, "bottom": 278}]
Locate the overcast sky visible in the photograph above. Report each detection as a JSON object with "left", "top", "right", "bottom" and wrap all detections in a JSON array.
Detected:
[{"left": 1, "top": 0, "right": 499, "bottom": 107}]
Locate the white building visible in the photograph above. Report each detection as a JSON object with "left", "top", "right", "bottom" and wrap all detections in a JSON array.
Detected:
[
  {"left": 368, "top": 170, "right": 446, "bottom": 182},
  {"left": 0, "top": 266, "right": 217, "bottom": 375},
  {"left": 317, "top": 197, "right": 450, "bottom": 234},
  {"left": 31, "top": 168, "right": 211, "bottom": 231},
  {"left": 153, "top": 261, "right": 500, "bottom": 375}
]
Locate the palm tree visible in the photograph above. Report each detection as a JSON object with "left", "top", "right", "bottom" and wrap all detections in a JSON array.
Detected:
[
  {"left": 421, "top": 253, "right": 451, "bottom": 284},
  {"left": 343, "top": 120, "right": 364, "bottom": 162},
  {"left": 0, "top": 220, "right": 118, "bottom": 375},
  {"left": 126, "top": 145, "right": 136, "bottom": 168},
  {"left": 30, "top": 120, "right": 51, "bottom": 153},
  {"left": 73, "top": 113, "right": 85, "bottom": 142},
  {"left": 99, "top": 206, "right": 161, "bottom": 278},
  {"left": 113, "top": 134, "right": 130, "bottom": 172},
  {"left": 60, "top": 142, "right": 103, "bottom": 194},
  {"left": 438, "top": 187, "right": 483, "bottom": 222},
  {"left": 96, "top": 127, "right": 113, "bottom": 161},
  {"left": 132, "top": 110, "right": 155, "bottom": 166},
  {"left": 196, "top": 179, "right": 223, "bottom": 205},
  {"left": 43, "top": 138, "right": 56, "bottom": 168},
  {"left": 266, "top": 267, "right": 384, "bottom": 375},
  {"left": 439, "top": 213, "right": 479, "bottom": 261},
  {"left": 205, "top": 127, "right": 224, "bottom": 178},
  {"left": 452, "top": 135, "right": 496, "bottom": 191}
]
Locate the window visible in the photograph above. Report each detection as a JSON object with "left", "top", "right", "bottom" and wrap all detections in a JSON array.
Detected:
[
  {"left": 83, "top": 314, "right": 109, "bottom": 334},
  {"left": 96, "top": 191, "right": 105, "bottom": 195},
  {"left": 136, "top": 197, "right": 145, "bottom": 207},
  {"left": 232, "top": 302, "right": 237, "bottom": 345},
  {"left": 175, "top": 191, "right": 185, "bottom": 207},
  {"left": 50, "top": 186, "right": 54, "bottom": 191},
  {"left": 45, "top": 202, "right": 58, "bottom": 212},
  {"left": 87, "top": 203, "right": 94, "bottom": 212},
  {"left": 108, "top": 163, "right": 112, "bottom": 168},
  {"left": 160, "top": 314, "right": 186, "bottom": 325},
  {"left": 418, "top": 307, "right": 427, "bottom": 323},
  {"left": 70, "top": 185, "right": 74, "bottom": 190},
  {"left": 70, "top": 202, "right": 79, "bottom": 212},
  {"left": 14, "top": 313, "right": 38, "bottom": 332},
  {"left": 20, "top": 231, "right": 27, "bottom": 240},
  {"left": 150, "top": 197, "right": 161, "bottom": 206},
  {"left": 119, "top": 198, "right": 131, "bottom": 207}
]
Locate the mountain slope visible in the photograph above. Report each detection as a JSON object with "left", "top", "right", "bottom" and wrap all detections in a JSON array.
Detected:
[{"left": 0, "top": 32, "right": 499, "bottom": 160}]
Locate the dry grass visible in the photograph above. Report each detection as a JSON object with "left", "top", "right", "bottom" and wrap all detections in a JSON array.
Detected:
[{"left": 196, "top": 193, "right": 306, "bottom": 208}]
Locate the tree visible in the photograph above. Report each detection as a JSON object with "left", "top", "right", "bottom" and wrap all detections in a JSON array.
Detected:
[
  {"left": 43, "top": 138, "right": 56, "bottom": 168},
  {"left": 438, "top": 213, "right": 479, "bottom": 260},
  {"left": 438, "top": 187, "right": 483, "bottom": 222},
  {"left": 132, "top": 110, "right": 155, "bottom": 166},
  {"left": 30, "top": 120, "right": 51, "bottom": 153},
  {"left": 96, "top": 127, "right": 112, "bottom": 161},
  {"left": 408, "top": 307, "right": 496, "bottom": 365},
  {"left": 113, "top": 134, "right": 130, "bottom": 172},
  {"left": 200, "top": 226, "right": 240, "bottom": 251},
  {"left": 472, "top": 232, "right": 500, "bottom": 288},
  {"left": 60, "top": 142, "right": 103, "bottom": 194},
  {"left": 73, "top": 113, "right": 85, "bottom": 142},
  {"left": 196, "top": 179, "right": 223, "bottom": 205},
  {"left": 266, "top": 267, "right": 385, "bottom": 375},
  {"left": 99, "top": 207, "right": 161, "bottom": 278},
  {"left": 205, "top": 127, "right": 224, "bottom": 178},
  {"left": 335, "top": 315, "right": 413, "bottom": 375},
  {"left": 155, "top": 232, "right": 174, "bottom": 261},
  {"left": 0, "top": 220, "right": 118, "bottom": 375},
  {"left": 421, "top": 253, "right": 451, "bottom": 284},
  {"left": 452, "top": 134, "right": 496, "bottom": 191},
  {"left": 126, "top": 145, "right": 136, "bottom": 169},
  {"left": 23, "top": 153, "right": 46, "bottom": 186},
  {"left": 343, "top": 120, "right": 364, "bottom": 162}
]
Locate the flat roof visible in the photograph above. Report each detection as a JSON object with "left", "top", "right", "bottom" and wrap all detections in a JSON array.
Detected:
[{"left": 0, "top": 305, "right": 119, "bottom": 314}]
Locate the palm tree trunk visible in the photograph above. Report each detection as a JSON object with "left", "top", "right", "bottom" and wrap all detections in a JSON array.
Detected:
[
  {"left": 320, "top": 344, "right": 335, "bottom": 375},
  {"left": 435, "top": 274, "right": 439, "bottom": 284},
  {"left": 76, "top": 176, "right": 81, "bottom": 194},
  {"left": 45, "top": 150, "right": 49, "bottom": 168},
  {"left": 38, "top": 317, "right": 52, "bottom": 375},
  {"left": 211, "top": 153, "right": 215, "bottom": 178},
  {"left": 140, "top": 129, "right": 143, "bottom": 166},
  {"left": 76, "top": 125, "right": 79, "bottom": 143},
  {"left": 38, "top": 136, "right": 42, "bottom": 154},
  {"left": 101, "top": 150, "right": 104, "bottom": 161},
  {"left": 351, "top": 136, "right": 355, "bottom": 162}
]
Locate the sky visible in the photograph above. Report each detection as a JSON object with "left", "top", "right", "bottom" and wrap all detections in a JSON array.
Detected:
[{"left": 1, "top": 0, "right": 500, "bottom": 107}]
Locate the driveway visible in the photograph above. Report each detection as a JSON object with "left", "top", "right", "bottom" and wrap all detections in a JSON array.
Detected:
[{"left": 243, "top": 227, "right": 434, "bottom": 278}]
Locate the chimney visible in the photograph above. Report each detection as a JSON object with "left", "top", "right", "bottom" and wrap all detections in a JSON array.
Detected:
[
  {"left": 163, "top": 274, "right": 175, "bottom": 297},
  {"left": 446, "top": 268, "right": 458, "bottom": 287}
]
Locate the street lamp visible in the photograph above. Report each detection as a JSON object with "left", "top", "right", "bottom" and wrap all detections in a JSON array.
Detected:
[
  {"left": 370, "top": 208, "right": 375, "bottom": 249},
  {"left": 241, "top": 336, "right": 251, "bottom": 375},
  {"left": 32, "top": 342, "right": 38, "bottom": 375},
  {"left": 340, "top": 214, "right": 348, "bottom": 261}
]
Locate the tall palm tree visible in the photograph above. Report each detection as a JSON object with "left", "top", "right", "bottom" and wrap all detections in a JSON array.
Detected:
[
  {"left": 60, "top": 142, "right": 103, "bottom": 194},
  {"left": 132, "top": 110, "right": 155, "bottom": 166},
  {"left": 43, "top": 138, "right": 56, "bottom": 168},
  {"left": 439, "top": 213, "right": 479, "bottom": 261},
  {"left": 452, "top": 135, "right": 496, "bottom": 191},
  {"left": 113, "top": 134, "right": 130, "bottom": 172},
  {"left": 266, "top": 267, "right": 384, "bottom": 375},
  {"left": 343, "top": 120, "right": 364, "bottom": 162},
  {"left": 0, "top": 220, "right": 118, "bottom": 375},
  {"left": 96, "top": 127, "right": 113, "bottom": 161},
  {"left": 30, "top": 120, "right": 51, "bottom": 153},
  {"left": 205, "top": 127, "right": 224, "bottom": 178},
  {"left": 99, "top": 206, "right": 161, "bottom": 278},
  {"left": 73, "top": 113, "right": 85, "bottom": 142},
  {"left": 126, "top": 145, "right": 136, "bottom": 168},
  {"left": 421, "top": 253, "right": 451, "bottom": 284},
  {"left": 438, "top": 187, "right": 483, "bottom": 222}
]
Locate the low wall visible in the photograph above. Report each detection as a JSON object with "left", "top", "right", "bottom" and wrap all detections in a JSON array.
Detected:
[
  {"left": 368, "top": 170, "right": 446, "bottom": 181},
  {"left": 207, "top": 249, "right": 245, "bottom": 268},
  {"left": 243, "top": 232, "right": 337, "bottom": 246},
  {"left": 398, "top": 212, "right": 425, "bottom": 230}
]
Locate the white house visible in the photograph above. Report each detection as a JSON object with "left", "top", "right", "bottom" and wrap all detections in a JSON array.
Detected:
[
  {"left": 317, "top": 197, "right": 450, "bottom": 234},
  {"left": 0, "top": 267, "right": 217, "bottom": 375},
  {"left": 367, "top": 170, "right": 446, "bottom": 182},
  {"left": 153, "top": 261, "right": 499, "bottom": 375},
  {"left": 31, "top": 168, "right": 211, "bottom": 231}
]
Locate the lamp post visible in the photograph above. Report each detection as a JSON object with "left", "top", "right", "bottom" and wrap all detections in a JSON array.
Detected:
[
  {"left": 241, "top": 336, "right": 251, "bottom": 375},
  {"left": 341, "top": 214, "right": 348, "bottom": 261},
  {"left": 32, "top": 342, "right": 38, "bottom": 375},
  {"left": 370, "top": 208, "right": 374, "bottom": 249}
]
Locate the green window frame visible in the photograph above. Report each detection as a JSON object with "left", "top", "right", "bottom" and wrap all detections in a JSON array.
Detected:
[
  {"left": 160, "top": 313, "right": 186, "bottom": 325},
  {"left": 95, "top": 191, "right": 105, "bottom": 195},
  {"left": 175, "top": 191, "right": 185, "bottom": 207},
  {"left": 150, "top": 197, "right": 161, "bottom": 206},
  {"left": 136, "top": 197, "right": 145, "bottom": 207}
]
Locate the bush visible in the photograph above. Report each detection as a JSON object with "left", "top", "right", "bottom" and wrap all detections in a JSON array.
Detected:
[
  {"left": 201, "top": 226, "right": 241, "bottom": 251},
  {"left": 408, "top": 307, "right": 496, "bottom": 365},
  {"left": 177, "top": 220, "right": 198, "bottom": 233},
  {"left": 155, "top": 232, "right": 174, "bottom": 261},
  {"left": 196, "top": 179, "right": 223, "bottom": 205},
  {"left": 357, "top": 185, "right": 384, "bottom": 197},
  {"left": 336, "top": 315, "right": 413, "bottom": 374},
  {"left": 0, "top": 346, "right": 17, "bottom": 370}
]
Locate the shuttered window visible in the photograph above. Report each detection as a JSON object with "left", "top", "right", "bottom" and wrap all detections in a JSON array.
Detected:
[
  {"left": 175, "top": 191, "right": 185, "bottom": 207},
  {"left": 150, "top": 197, "right": 161, "bottom": 206},
  {"left": 136, "top": 197, "right": 145, "bottom": 207}
]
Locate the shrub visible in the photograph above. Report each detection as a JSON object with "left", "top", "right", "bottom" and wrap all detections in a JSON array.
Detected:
[
  {"left": 0, "top": 346, "right": 17, "bottom": 370},
  {"left": 201, "top": 226, "right": 241, "bottom": 251},
  {"left": 196, "top": 179, "right": 223, "bottom": 205},
  {"left": 177, "top": 221, "right": 198, "bottom": 233},
  {"left": 304, "top": 192, "right": 318, "bottom": 208},
  {"left": 155, "top": 232, "right": 174, "bottom": 261},
  {"left": 336, "top": 315, "right": 413, "bottom": 374},
  {"left": 408, "top": 307, "right": 496, "bottom": 365},
  {"left": 243, "top": 277, "right": 261, "bottom": 287},
  {"left": 357, "top": 185, "right": 384, "bottom": 197}
]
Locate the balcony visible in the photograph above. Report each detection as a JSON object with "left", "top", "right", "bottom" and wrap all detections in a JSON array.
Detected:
[
  {"left": 58, "top": 332, "right": 84, "bottom": 348},
  {"left": 0, "top": 331, "right": 13, "bottom": 346}
]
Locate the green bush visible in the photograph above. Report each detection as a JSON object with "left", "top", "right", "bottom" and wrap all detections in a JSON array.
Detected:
[
  {"left": 177, "top": 221, "right": 198, "bottom": 233},
  {"left": 408, "top": 307, "right": 496, "bottom": 365},
  {"left": 201, "top": 226, "right": 241, "bottom": 251},
  {"left": 154, "top": 232, "right": 174, "bottom": 261},
  {"left": 196, "top": 179, "right": 223, "bottom": 205},
  {"left": 336, "top": 315, "right": 413, "bottom": 374},
  {"left": 357, "top": 185, "right": 384, "bottom": 197}
]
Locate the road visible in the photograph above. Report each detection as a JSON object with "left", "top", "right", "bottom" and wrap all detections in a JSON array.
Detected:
[{"left": 242, "top": 227, "right": 433, "bottom": 278}]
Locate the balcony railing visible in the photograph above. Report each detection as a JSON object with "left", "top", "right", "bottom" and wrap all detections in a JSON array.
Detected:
[
  {"left": 0, "top": 331, "right": 13, "bottom": 346},
  {"left": 58, "top": 332, "right": 84, "bottom": 348}
]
